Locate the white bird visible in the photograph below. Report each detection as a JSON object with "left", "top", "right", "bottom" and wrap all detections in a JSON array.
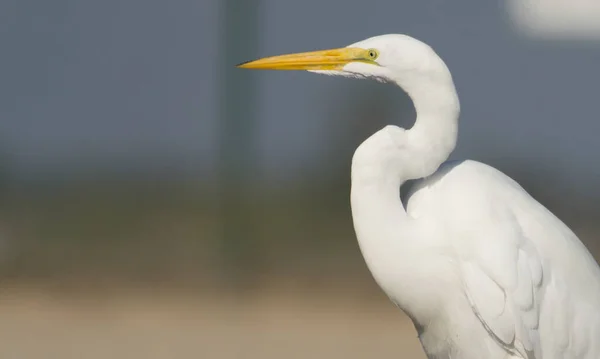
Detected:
[{"left": 238, "top": 34, "right": 600, "bottom": 359}]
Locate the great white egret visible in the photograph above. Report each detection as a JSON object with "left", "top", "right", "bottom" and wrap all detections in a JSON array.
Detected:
[{"left": 238, "top": 34, "right": 600, "bottom": 359}]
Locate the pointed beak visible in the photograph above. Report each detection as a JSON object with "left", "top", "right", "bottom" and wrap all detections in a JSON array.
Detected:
[{"left": 237, "top": 47, "right": 368, "bottom": 71}]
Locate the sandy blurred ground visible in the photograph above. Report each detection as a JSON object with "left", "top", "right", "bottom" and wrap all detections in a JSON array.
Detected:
[{"left": 0, "top": 285, "right": 426, "bottom": 359}]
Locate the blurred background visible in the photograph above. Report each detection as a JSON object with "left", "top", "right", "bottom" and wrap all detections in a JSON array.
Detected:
[{"left": 1, "top": 0, "right": 599, "bottom": 358}]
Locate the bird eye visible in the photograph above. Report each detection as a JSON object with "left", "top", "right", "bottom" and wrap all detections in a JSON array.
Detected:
[{"left": 367, "top": 49, "right": 379, "bottom": 60}]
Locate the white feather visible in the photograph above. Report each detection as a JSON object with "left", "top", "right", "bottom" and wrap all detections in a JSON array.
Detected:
[{"left": 336, "top": 34, "right": 600, "bottom": 359}]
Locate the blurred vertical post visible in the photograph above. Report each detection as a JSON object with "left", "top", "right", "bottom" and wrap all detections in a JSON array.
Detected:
[{"left": 217, "top": 0, "right": 262, "bottom": 289}]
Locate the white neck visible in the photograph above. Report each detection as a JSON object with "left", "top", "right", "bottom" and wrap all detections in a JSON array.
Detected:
[
  {"left": 349, "top": 69, "right": 460, "bottom": 322},
  {"left": 395, "top": 70, "right": 460, "bottom": 181}
]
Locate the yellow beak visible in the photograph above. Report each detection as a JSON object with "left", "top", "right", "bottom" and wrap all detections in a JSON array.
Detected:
[{"left": 237, "top": 47, "right": 370, "bottom": 71}]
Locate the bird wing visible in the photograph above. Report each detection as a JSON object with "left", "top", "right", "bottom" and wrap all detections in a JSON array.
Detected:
[
  {"left": 409, "top": 165, "right": 540, "bottom": 358},
  {"left": 445, "top": 167, "right": 600, "bottom": 359},
  {"left": 457, "top": 218, "right": 543, "bottom": 359},
  {"left": 411, "top": 160, "right": 600, "bottom": 359},
  {"left": 457, "top": 212, "right": 600, "bottom": 359}
]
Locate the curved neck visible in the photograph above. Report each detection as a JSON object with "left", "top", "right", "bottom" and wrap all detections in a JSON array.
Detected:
[
  {"left": 349, "top": 70, "right": 460, "bottom": 321},
  {"left": 398, "top": 70, "right": 460, "bottom": 182},
  {"left": 351, "top": 71, "right": 460, "bottom": 188}
]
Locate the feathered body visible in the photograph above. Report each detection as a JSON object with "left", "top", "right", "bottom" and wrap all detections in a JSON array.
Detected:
[
  {"left": 347, "top": 35, "right": 600, "bottom": 359},
  {"left": 353, "top": 154, "right": 600, "bottom": 359}
]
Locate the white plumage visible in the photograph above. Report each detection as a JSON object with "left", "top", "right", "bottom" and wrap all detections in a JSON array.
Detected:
[{"left": 239, "top": 34, "right": 600, "bottom": 359}]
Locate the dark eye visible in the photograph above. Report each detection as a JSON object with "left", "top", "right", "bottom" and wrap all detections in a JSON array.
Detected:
[{"left": 367, "top": 49, "right": 379, "bottom": 60}]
